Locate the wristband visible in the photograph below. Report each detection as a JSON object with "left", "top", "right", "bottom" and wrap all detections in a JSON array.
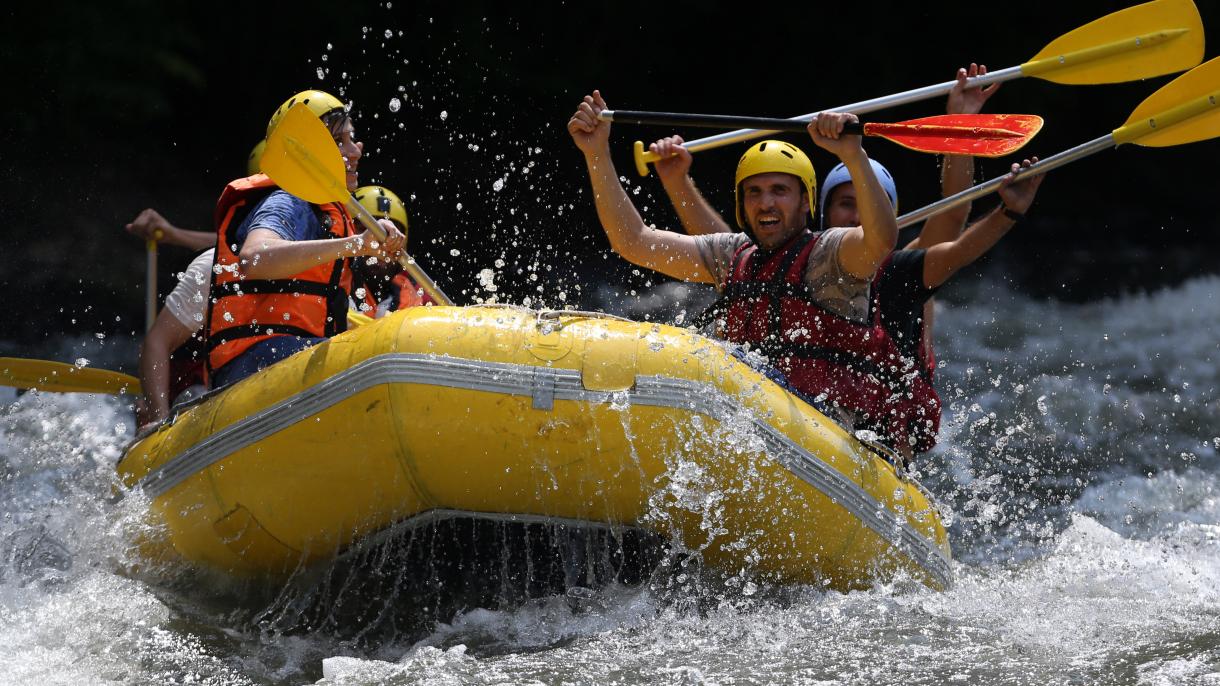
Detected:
[{"left": 999, "top": 204, "right": 1025, "bottom": 222}]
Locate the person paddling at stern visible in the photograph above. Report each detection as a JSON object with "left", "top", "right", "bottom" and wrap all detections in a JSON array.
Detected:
[
  {"left": 205, "top": 90, "right": 405, "bottom": 388},
  {"left": 568, "top": 90, "right": 905, "bottom": 446}
]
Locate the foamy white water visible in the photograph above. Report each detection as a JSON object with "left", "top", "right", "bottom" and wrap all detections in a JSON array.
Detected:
[{"left": 1, "top": 276, "right": 1217, "bottom": 685}]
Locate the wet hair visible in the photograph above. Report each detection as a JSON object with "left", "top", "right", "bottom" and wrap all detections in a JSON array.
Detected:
[{"left": 322, "top": 109, "right": 352, "bottom": 138}]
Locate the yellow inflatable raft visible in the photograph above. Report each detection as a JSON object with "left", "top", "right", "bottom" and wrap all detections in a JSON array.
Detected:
[{"left": 117, "top": 306, "right": 952, "bottom": 591}]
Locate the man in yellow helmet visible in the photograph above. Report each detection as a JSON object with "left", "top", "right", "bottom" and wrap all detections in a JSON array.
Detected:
[
  {"left": 641, "top": 64, "right": 1030, "bottom": 455},
  {"left": 567, "top": 90, "right": 898, "bottom": 432},
  {"left": 205, "top": 90, "right": 406, "bottom": 388}
]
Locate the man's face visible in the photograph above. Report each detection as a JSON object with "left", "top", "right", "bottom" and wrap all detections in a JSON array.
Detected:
[
  {"left": 741, "top": 172, "right": 809, "bottom": 250},
  {"left": 825, "top": 183, "right": 858, "bottom": 228},
  {"left": 333, "top": 119, "right": 363, "bottom": 192}
]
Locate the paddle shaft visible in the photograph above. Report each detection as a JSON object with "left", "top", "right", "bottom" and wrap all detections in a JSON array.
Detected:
[
  {"left": 343, "top": 199, "right": 455, "bottom": 306},
  {"left": 605, "top": 110, "right": 870, "bottom": 134},
  {"left": 896, "top": 134, "right": 1115, "bottom": 228},
  {"left": 145, "top": 240, "right": 157, "bottom": 333}
]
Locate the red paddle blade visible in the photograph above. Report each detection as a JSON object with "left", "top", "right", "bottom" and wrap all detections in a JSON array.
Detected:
[{"left": 863, "top": 113, "right": 1044, "bottom": 157}]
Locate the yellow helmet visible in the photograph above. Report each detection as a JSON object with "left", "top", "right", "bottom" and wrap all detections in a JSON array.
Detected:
[
  {"left": 354, "top": 185, "right": 409, "bottom": 238},
  {"left": 247, "top": 139, "right": 266, "bottom": 176},
  {"left": 733, "top": 140, "right": 818, "bottom": 230},
  {"left": 266, "top": 90, "right": 347, "bottom": 138}
]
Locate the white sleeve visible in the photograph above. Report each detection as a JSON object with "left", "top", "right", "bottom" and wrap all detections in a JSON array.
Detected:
[{"left": 163, "top": 249, "right": 214, "bottom": 333}]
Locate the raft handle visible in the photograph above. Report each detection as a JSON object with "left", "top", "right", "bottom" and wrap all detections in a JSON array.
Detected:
[{"left": 536, "top": 309, "right": 633, "bottom": 326}]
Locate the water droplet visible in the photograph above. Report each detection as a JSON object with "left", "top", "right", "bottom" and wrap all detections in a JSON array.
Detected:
[
  {"left": 439, "top": 110, "right": 448, "bottom": 121},
  {"left": 492, "top": 178, "right": 505, "bottom": 192},
  {"left": 388, "top": 97, "right": 401, "bottom": 112}
]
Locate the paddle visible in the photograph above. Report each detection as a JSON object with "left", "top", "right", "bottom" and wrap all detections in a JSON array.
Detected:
[
  {"left": 630, "top": 0, "right": 1203, "bottom": 176},
  {"left": 0, "top": 358, "right": 141, "bottom": 395},
  {"left": 601, "top": 112, "right": 1043, "bottom": 160},
  {"left": 896, "top": 55, "right": 1220, "bottom": 228},
  {"left": 144, "top": 228, "right": 163, "bottom": 333},
  {"left": 261, "top": 105, "right": 454, "bottom": 306},
  {"left": 145, "top": 238, "right": 157, "bottom": 333}
]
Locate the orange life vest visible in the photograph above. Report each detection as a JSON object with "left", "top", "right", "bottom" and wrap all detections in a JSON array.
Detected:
[
  {"left": 204, "top": 174, "right": 356, "bottom": 378},
  {"left": 389, "top": 271, "right": 429, "bottom": 310}
]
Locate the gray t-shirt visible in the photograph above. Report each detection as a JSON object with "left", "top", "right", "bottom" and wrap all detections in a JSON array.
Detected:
[{"left": 692, "top": 228, "right": 871, "bottom": 323}]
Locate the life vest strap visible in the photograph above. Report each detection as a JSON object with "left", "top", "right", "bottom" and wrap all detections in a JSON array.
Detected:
[
  {"left": 213, "top": 279, "right": 340, "bottom": 298},
  {"left": 205, "top": 323, "right": 324, "bottom": 351}
]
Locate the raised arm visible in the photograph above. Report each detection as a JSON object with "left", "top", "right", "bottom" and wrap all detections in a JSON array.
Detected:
[
  {"left": 912, "top": 63, "right": 1002, "bottom": 249},
  {"left": 922, "top": 157, "right": 1044, "bottom": 288},
  {"left": 651, "top": 136, "right": 733, "bottom": 236},
  {"left": 809, "top": 112, "right": 898, "bottom": 280},
  {"left": 567, "top": 91, "right": 714, "bottom": 283}
]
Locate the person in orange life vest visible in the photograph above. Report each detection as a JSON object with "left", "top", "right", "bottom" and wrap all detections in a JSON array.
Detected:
[
  {"left": 206, "top": 90, "right": 405, "bottom": 388},
  {"left": 350, "top": 185, "right": 433, "bottom": 316},
  {"left": 126, "top": 140, "right": 268, "bottom": 429},
  {"left": 568, "top": 90, "right": 899, "bottom": 430}
]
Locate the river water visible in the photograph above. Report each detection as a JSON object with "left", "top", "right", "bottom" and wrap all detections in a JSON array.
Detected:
[{"left": 1, "top": 275, "right": 1217, "bottom": 685}]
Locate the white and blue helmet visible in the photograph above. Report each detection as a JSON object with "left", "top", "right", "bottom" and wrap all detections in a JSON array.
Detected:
[{"left": 818, "top": 159, "right": 898, "bottom": 229}]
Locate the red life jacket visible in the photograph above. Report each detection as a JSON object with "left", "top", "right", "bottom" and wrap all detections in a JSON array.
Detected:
[
  {"left": 873, "top": 254, "right": 942, "bottom": 454},
  {"left": 204, "top": 174, "right": 356, "bottom": 379},
  {"left": 719, "top": 231, "right": 939, "bottom": 452}
]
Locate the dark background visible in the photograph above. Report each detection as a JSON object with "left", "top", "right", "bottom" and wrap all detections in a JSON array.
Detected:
[{"left": 2, "top": 0, "right": 1217, "bottom": 346}]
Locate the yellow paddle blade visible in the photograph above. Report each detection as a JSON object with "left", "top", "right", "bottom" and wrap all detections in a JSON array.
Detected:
[
  {"left": 346, "top": 310, "right": 375, "bottom": 328},
  {"left": 1113, "top": 55, "right": 1220, "bottom": 147},
  {"left": 1023, "top": 0, "right": 1203, "bottom": 85},
  {"left": 0, "top": 358, "right": 141, "bottom": 395},
  {"left": 260, "top": 104, "right": 347, "bottom": 205}
]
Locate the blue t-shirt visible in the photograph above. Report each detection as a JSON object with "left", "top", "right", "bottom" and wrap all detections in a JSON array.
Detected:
[{"left": 234, "top": 190, "right": 327, "bottom": 246}]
